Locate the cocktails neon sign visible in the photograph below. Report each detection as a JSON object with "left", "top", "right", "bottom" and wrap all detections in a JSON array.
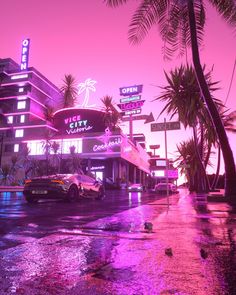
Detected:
[
  {"left": 93, "top": 137, "right": 122, "bottom": 152},
  {"left": 64, "top": 115, "right": 93, "bottom": 134},
  {"left": 20, "top": 39, "right": 30, "bottom": 71}
]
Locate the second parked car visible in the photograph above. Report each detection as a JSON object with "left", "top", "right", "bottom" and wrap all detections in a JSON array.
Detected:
[{"left": 154, "top": 182, "right": 177, "bottom": 194}]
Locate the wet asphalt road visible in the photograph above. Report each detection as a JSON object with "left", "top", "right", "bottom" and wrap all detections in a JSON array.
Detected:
[{"left": 0, "top": 189, "right": 236, "bottom": 295}]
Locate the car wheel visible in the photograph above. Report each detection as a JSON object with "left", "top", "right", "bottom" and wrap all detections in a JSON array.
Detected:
[
  {"left": 96, "top": 187, "right": 105, "bottom": 200},
  {"left": 26, "top": 196, "right": 38, "bottom": 204},
  {"left": 67, "top": 185, "right": 79, "bottom": 202}
]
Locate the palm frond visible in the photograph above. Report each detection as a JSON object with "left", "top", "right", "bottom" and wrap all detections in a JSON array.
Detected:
[
  {"left": 209, "top": 0, "right": 236, "bottom": 26},
  {"left": 104, "top": 0, "right": 129, "bottom": 7}
]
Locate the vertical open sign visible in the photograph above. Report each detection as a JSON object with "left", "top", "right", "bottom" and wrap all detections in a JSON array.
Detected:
[{"left": 20, "top": 39, "right": 30, "bottom": 71}]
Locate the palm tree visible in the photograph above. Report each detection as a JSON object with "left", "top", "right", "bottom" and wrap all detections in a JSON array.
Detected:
[
  {"left": 60, "top": 74, "right": 78, "bottom": 108},
  {"left": 101, "top": 95, "right": 121, "bottom": 131},
  {"left": 69, "top": 145, "right": 82, "bottom": 173},
  {"left": 44, "top": 104, "right": 55, "bottom": 122},
  {"left": 50, "top": 141, "right": 61, "bottom": 174},
  {"left": 104, "top": 0, "right": 236, "bottom": 198},
  {"left": 211, "top": 109, "right": 236, "bottom": 189},
  {"left": 175, "top": 139, "right": 202, "bottom": 192},
  {"left": 155, "top": 64, "right": 221, "bottom": 192}
]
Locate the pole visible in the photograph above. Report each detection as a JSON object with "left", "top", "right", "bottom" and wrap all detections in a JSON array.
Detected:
[
  {"left": 129, "top": 114, "right": 133, "bottom": 141},
  {"left": 164, "top": 118, "right": 169, "bottom": 206}
]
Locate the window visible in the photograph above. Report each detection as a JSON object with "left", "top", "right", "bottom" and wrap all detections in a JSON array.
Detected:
[
  {"left": 18, "top": 87, "right": 24, "bottom": 93},
  {"left": 20, "top": 115, "right": 25, "bottom": 123},
  {"left": 15, "top": 129, "right": 24, "bottom": 138},
  {"left": 14, "top": 144, "right": 19, "bottom": 152},
  {"left": 7, "top": 116, "right": 13, "bottom": 124},
  {"left": 17, "top": 101, "right": 26, "bottom": 110}
]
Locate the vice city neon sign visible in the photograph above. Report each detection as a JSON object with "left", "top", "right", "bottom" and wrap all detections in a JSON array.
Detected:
[
  {"left": 20, "top": 39, "right": 30, "bottom": 71},
  {"left": 64, "top": 115, "right": 93, "bottom": 134}
]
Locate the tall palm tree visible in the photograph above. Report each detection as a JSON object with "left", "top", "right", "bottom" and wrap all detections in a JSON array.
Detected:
[
  {"left": 104, "top": 0, "right": 236, "bottom": 198},
  {"left": 60, "top": 74, "right": 78, "bottom": 108},
  {"left": 211, "top": 109, "right": 236, "bottom": 189},
  {"left": 156, "top": 65, "right": 222, "bottom": 189},
  {"left": 101, "top": 95, "right": 121, "bottom": 131}
]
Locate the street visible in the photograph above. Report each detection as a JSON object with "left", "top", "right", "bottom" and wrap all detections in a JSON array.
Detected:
[{"left": 0, "top": 189, "right": 236, "bottom": 295}]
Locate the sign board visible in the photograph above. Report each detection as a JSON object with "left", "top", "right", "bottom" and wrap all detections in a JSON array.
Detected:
[
  {"left": 151, "top": 121, "right": 180, "bottom": 132},
  {"left": 120, "top": 95, "right": 141, "bottom": 103},
  {"left": 150, "top": 144, "right": 160, "bottom": 150},
  {"left": 119, "top": 85, "right": 143, "bottom": 96},
  {"left": 122, "top": 112, "right": 154, "bottom": 123},
  {"left": 122, "top": 109, "right": 141, "bottom": 116},
  {"left": 117, "top": 100, "right": 145, "bottom": 112},
  {"left": 20, "top": 39, "right": 30, "bottom": 71}
]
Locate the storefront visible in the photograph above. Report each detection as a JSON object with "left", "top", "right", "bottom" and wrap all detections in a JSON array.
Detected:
[{"left": 24, "top": 107, "right": 150, "bottom": 187}]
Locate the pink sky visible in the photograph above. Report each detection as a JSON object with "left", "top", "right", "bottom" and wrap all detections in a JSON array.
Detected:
[{"left": 1, "top": 0, "right": 236, "bottom": 174}]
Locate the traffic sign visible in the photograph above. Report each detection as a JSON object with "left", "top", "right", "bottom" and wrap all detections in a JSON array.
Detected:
[
  {"left": 121, "top": 112, "right": 154, "bottom": 123},
  {"left": 151, "top": 121, "right": 180, "bottom": 132}
]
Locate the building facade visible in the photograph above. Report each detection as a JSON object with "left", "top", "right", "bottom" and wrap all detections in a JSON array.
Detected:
[{"left": 0, "top": 58, "right": 150, "bottom": 187}]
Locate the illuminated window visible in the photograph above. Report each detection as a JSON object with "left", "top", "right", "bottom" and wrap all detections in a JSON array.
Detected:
[
  {"left": 7, "top": 116, "right": 13, "bottom": 124},
  {"left": 20, "top": 115, "right": 25, "bottom": 123},
  {"left": 26, "top": 139, "right": 82, "bottom": 156},
  {"left": 11, "top": 74, "right": 28, "bottom": 80},
  {"left": 17, "top": 101, "right": 26, "bottom": 109},
  {"left": 27, "top": 141, "right": 44, "bottom": 155},
  {"left": 18, "top": 87, "right": 24, "bottom": 93},
  {"left": 153, "top": 170, "right": 165, "bottom": 177},
  {"left": 14, "top": 144, "right": 19, "bottom": 152},
  {"left": 61, "top": 139, "right": 82, "bottom": 154},
  {"left": 15, "top": 129, "right": 24, "bottom": 138}
]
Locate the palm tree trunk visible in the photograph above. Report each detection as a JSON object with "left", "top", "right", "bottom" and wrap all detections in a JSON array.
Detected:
[
  {"left": 193, "top": 126, "right": 210, "bottom": 192},
  {"left": 211, "top": 145, "right": 221, "bottom": 190},
  {"left": 187, "top": 0, "right": 236, "bottom": 198}
]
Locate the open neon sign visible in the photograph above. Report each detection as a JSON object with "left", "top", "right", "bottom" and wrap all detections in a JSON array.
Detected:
[{"left": 20, "top": 39, "right": 30, "bottom": 71}]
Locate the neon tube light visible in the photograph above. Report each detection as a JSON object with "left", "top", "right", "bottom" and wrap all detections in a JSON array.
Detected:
[{"left": 11, "top": 74, "right": 28, "bottom": 80}]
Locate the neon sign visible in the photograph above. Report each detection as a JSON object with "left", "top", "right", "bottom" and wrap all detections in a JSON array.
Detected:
[
  {"left": 120, "top": 95, "right": 141, "bottom": 103},
  {"left": 64, "top": 115, "right": 93, "bottom": 135},
  {"left": 93, "top": 137, "right": 122, "bottom": 152},
  {"left": 117, "top": 100, "right": 145, "bottom": 111},
  {"left": 78, "top": 78, "right": 97, "bottom": 108},
  {"left": 20, "top": 39, "right": 30, "bottom": 71},
  {"left": 119, "top": 85, "right": 143, "bottom": 96}
]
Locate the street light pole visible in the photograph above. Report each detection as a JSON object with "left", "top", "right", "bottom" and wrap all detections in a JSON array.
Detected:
[{"left": 164, "top": 118, "right": 169, "bottom": 206}]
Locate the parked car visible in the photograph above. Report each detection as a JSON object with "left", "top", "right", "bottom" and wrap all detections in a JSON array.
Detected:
[
  {"left": 23, "top": 173, "right": 105, "bottom": 203},
  {"left": 127, "top": 183, "right": 145, "bottom": 192},
  {"left": 154, "top": 182, "right": 177, "bottom": 194}
]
